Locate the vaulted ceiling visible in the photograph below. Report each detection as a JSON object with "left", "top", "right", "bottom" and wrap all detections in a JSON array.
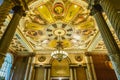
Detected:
[{"left": 1, "top": 0, "right": 120, "bottom": 55}]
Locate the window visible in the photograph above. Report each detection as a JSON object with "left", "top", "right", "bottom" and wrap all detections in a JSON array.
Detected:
[
  {"left": 0, "top": 53, "right": 13, "bottom": 80},
  {"left": 0, "top": 0, "right": 3, "bottom": 6}
]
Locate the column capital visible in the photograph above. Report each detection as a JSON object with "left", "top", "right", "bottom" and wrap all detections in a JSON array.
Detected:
[
  {"left": 12, "top": 6, "right": 26, "bottom": 16},
  {"left": 90, "top": 4, "right": 103, "bottom": 16},
  {"left": 87, "top": 0, "right": 101, "bottom": 9}
]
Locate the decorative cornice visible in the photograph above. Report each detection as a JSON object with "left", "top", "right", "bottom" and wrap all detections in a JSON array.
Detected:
[
  {"left": 35, "top": 49, "right": 87, "bottom": 54},
  {"left": 35, "top": 49, "right": 107, "bottom": 54},
  {"left": 15, "top": 51, "right": 35, "bottom": 57}
]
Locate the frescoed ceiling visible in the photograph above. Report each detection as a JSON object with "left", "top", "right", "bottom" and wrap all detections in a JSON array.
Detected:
[
  {"left": 1, "top": 0, "right": 119, "bottom": 54},
  {"left": 18, "top": 0, "right": 98, "bottom": 52}
]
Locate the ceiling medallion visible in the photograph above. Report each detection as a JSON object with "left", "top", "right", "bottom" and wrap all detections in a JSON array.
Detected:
[
  {"left": 53, "top": 28, "right": 66, "bottom": 36},
  {"left": 46, "top": 22, "right": 73, "bottom": 40},
  {"left": 38, "top": 56, "right": 46, "bottom": 62}
]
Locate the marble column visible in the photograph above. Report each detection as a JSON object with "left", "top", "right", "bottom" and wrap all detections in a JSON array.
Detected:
[
  {"left": 0, "top": 6, "right": 25, "bottom": 67},
  {"left": 91, "top": 4, "right": 120, "bottom": 80},
  {"left": 99, "top": 0, "right": 120, "bottom": 40}
]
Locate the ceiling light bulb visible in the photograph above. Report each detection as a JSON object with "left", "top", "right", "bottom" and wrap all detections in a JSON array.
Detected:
[{"left": 74, "top": 5, "right": 78, "bottom": 8}]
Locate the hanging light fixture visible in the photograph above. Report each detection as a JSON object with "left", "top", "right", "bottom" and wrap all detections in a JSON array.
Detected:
[
  {"left": 51, "top": 35, "right": 68, "bottom": 62},
  {"left": 51, "top": 50, "right": 68, "bottom": 62}
]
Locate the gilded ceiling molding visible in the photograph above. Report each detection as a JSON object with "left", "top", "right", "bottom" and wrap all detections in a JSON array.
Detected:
[
  {"left": 9, "top": 35, "right": 29, "bottom": 52},
  {"left": 84, "top": 51, "right": 108, "bottom": 56},
  {"left": 16, "top": 28, "right": 34, "bottom": 52},
  {"left": 35, "top": 49, "right": 108, "bottom": 54},
  {"left": 69, "top": 0, "right": 88, "bottom": 9},
  {"left": 14, "top": 52, "right": 35, "bottom": 57},
  {"left": 35, "top": 49, "right": 87, "bottom": 54},
  {"left": 87, "top": 31, "right": 101, "bottom": 51},
  {"left": 28, "top": 0, "right": 49, "bottom": 9}
]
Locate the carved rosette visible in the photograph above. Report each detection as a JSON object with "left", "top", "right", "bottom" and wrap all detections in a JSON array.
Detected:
[{"left": 38, "top": 56, "right": 46, "bottom": 62}]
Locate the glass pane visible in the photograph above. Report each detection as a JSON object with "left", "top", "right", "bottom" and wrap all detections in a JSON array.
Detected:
[
  {"left": 0, "top": 0, "right": 3, "bottom": 6},
  {"left": 0, "top": 53, "right": 12, "bottom": 80}
]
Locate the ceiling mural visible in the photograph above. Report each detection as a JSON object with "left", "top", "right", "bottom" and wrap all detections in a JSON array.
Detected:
[
  {"left": 1, "top": 0, "right": 120, "bottom": 66},
  {"left": 10, "top": 35, "right": 29, "bottom": 52},
  {"left": 19, "top": 0, "right": 97, "bottom": 51}
]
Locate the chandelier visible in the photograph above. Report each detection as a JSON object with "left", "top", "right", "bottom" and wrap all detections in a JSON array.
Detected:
[
  {"left": 51, "top": 35, "right": 68, "bottom": 62},
  {"left": 51, "top": 50, "right": 68, "bottom": 62}
]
